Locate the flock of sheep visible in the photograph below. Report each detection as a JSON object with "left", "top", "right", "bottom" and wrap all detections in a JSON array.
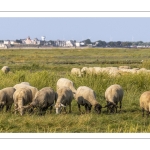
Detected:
[
  {"left": 0, "top": 65, "right": 150, "bottom": 117},
  {"left": 71, "top": 66, "right": 150, "bottom": 77}
]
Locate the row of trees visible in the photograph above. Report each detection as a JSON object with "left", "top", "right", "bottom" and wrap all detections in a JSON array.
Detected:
[{"left": 82, "top": 39, "right": 150, "bottom": 47}]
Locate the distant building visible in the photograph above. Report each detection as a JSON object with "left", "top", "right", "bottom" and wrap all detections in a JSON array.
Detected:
[
  {"left": 4, "top": 40, "right": 10, "bottom": 45},
  {"left": 0, "top": 44, "right": 7, "bottom": 48},
  {"left": 80, "top": 42, "right": 85, "bottom": 46},
  {"left": 75, "top": 42, "right": 80, "bottom": 47},
  {"left": 65, "top": 40, "right": 75, "bottom": 47},
  {"left": 25, "top": 36, "right": 32, "bottom": 44}
]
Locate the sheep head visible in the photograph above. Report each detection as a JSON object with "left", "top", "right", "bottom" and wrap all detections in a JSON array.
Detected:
[{"left": 94, "top": 103, "right": 102, "bottom": 114}]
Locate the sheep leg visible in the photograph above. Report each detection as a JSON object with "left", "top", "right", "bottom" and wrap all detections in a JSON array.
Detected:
[
  {"left": 0, "top": 105, "right": 4, "bottom": 111},
  {"left": 14, "top": 104, "right": 18, "bottom": 114},
  {"left": 49, "top": 106, "right": 53, "bottom": 114},
  {"left": 84, "top": 104, "right": 88, "bottom": 113},
  {"left": 115, "top": 105, "right": 118, "bottom": 113},
  {"left": 115, "top": 102, "right": 118, "bottom": 113},
  {"left": 119, "top": 101, "right": 122, "bottom": 112},
  {"left": 6, "top": 105, "right": 11, "bottom": 112},
  {"left": 64, "top": 107, "right": 67, "bottom": 113},
  {"left": 88, "top": 106, "right": 91, "bottom": 113}
]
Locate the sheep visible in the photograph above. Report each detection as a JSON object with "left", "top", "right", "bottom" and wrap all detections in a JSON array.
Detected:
[
  {"left": 56, "top": 78, "right": 76, "bottom": 97},
  {"left": 55, "top": 86, "right": 73, "bottom": 114},
  {"left": 1, "top": 66, "right": 10, "bottom": 74},
  {"left": 0, "top": 87, "right": 16, "bottom": 112},
  {"left": 81, "top": 67, "right": 89, "bottom": 75},
  {"left": 75, "top": 86, "right": 102, "bottom": 114},
  {"left": 71, "top": 68, "right": 81, "bottom": 77},
  {"left": 139, "top": 91, "right": 150, "bottom": 117},
  {"left": 13, "top": 83, "right": 38, "bottom": 101},
  {"left": 104, "top": 84, "right": 123, "bottom": 113},
  {"left": 23, "top": 87, "right": 57, "bottom": 115},
  {"left": 13, "top": 87, "right": 32, "bottom": 116},
  {"left": 93, "top": 67, "right": 102, "bottom": 74}
]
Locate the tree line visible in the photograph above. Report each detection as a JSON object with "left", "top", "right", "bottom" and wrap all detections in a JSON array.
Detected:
[{"left": 82, "top": 39, "right": 150, "bottom": 47}]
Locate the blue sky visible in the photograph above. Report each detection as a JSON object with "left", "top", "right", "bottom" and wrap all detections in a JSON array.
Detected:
[{"left": 1, "top": 17, "right": 150, "bottom": 42}]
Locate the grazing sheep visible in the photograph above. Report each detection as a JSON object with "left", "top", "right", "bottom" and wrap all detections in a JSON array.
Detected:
[
  {"left": 13, "top": 83, "right": 38, "bottom": 101},
  {"left": 104, "top": 84, "right": 123, "bottom": 113},
  {"left": 71, "top": 68, "right": 81, "bottom": 77},
  {"left": 81, "top": 67, "right": 89, "bottom": 75},
  {"left": 0, "top": 87, "right": 16, "bottom": 112},
  {"left": 23, "top": 87, "right": 57, "bottom": 115},
  {"left": 75, "top": 86, "right": 102, "bottom": 114},
  {"left": 139, "top": 91, "right": 150, "bottom": 117},
  {"left": 13, "top": 87, "right": 32, "bottom": 116},
  {"left": 1, "top": 66, "right": 10, "bottom": 73},
  {"left": 56, "top": 78, "right": 76, "bottom": 97},
  {"left": 55, "top": 86, "right": 73, "bottom": 114}
]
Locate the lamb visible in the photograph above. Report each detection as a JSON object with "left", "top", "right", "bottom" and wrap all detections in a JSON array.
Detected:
[
  {"left": 139, "top": 91, "right": 150, "bottom": 117},
  {"left": 104, "top": 84, "right": 124, "bottom": 113},
  {"left": 13, "top": 83, "right": 38, "bottom": 101},
  {"left": 71, "top": 68, "right": 81, "bottom": 77},
  {"left": 75, "top": 86, "right": 102, "bottom": 114},
  {"left": 56, "top": 78, "right": 76, "bottom": 97},
  {"left": 13, "top": 87, "right": 32, "bottom": 116},
  {"left": 55, "top": 86, "right": 73, "bottom": 114},
  {"left": 1, "top": 66, "right": 10, "bottom": 73},
  {"left": 0, "top": 87, "right": 16, "bottom": 112},
  {"left": 23, "top": 87, "right": 57, "bottom": 115}
]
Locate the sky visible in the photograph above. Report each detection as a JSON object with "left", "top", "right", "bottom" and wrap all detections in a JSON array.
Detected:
[{"left": 1, "top": 17, "right": 150, "bottom": 42}]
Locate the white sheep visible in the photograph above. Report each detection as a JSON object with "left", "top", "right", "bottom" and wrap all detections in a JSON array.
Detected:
[
  {"left": 13, "top": 87, "right": 32, "bottom": 116},
  {"left": 1, "top": 66, "right": 10, "bottom": 73},
  {"left": 104, "top": 84, "right": 124, "bottom": 113},
  {"left": 71, "top": 68, "right": 81, "bottom": 77},
  {"left": 75, "top": 86, "right": 102, "bottom": 114},
  {"left": 139, "top": 91, "right": 150, "bottom": 117},
  {"left": 13, "top": 83, "right": 38, "bottom": 101},
  {"left": 23, "top": 87, "right": 57, "bottom": 115},
  {"left": 55, "top": 86, "right": 73, "bottom": 114},
  {"left": 81, "top": 67, "right": 89, "bottom": 75},
  {"left": 56, "top": 78, "right": 76, "bottom": 97},
  {"left": 0, "top": 87, "right": 16, "bottom": 112}
]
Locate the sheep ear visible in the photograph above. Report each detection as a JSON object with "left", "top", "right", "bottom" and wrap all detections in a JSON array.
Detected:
[{"left": 61, "top": 104, "right": 66, "bottom": 107}]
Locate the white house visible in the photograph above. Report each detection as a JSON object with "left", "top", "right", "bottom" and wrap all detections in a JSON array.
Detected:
[
  {"left": 4, "top": 40, "right": 10, "bottom": 45},
  {"left": 75, "top": 42, "right": 80, "bottom": 47},
  {"left": 65, "top": 40, "right": 75, "bottom": 47}
]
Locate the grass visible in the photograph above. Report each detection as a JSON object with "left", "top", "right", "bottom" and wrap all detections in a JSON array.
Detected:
[{"left": 0, "top": 48, "right": 150, "bottom": 133}]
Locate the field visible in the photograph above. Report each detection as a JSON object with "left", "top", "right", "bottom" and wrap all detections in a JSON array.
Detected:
[{"left": 1, "top": 48, "right": 150, "bottom": 133}]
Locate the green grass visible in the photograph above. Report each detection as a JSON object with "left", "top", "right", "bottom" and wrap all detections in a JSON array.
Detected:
[{"left": 0, "top": 48, "right": 150, "bottom": 133}]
